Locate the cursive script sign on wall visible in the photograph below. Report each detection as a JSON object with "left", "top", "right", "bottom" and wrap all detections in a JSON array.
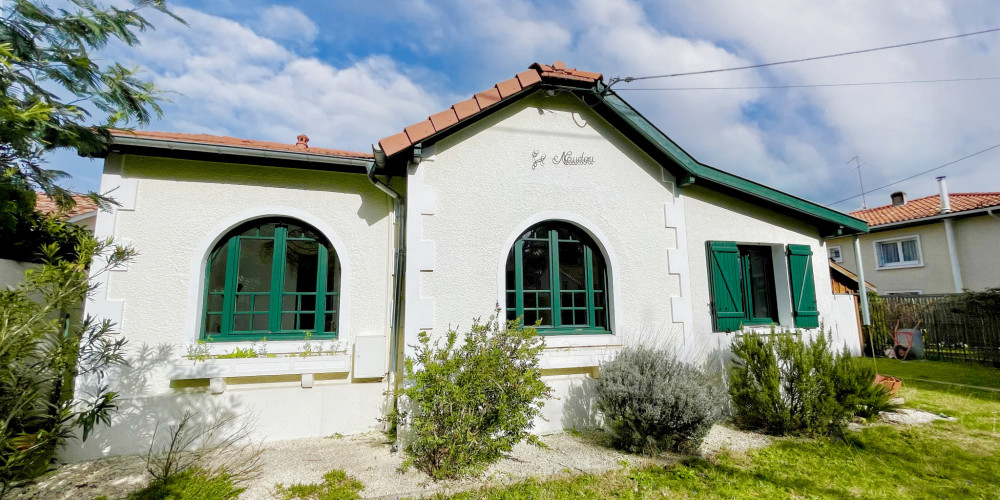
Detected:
[{"left": 531, "top": 150, "right": 596, "bottom": 170}]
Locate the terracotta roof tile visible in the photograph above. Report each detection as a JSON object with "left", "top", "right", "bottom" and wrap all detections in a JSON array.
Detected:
[
  {"left": 452, "top": 99, "right": 481, "bottom": 120},
  {"left": 35, "top": 193, "right": 99, "bottom": 218},
  {"left": 474, "top": 88, "right": 503, "bottom": 109},
  {"left": 515, "top": 69, "right": 542, "bottom": 88},
  {"left": 429, "top": 109, "right": 459, "bottom": 130},
  {"left": 404, "top": 120, "right": 436, "bottom": 144},
  {"left": 109, "top": 130, "right": 372, "bottom": 159},
  {"left": 495, "top": 77, "right": 522, "bottom": 99},
  {"left": 850, "top": 193, "right": 1000, "bottom": 227},
  {"left": 379, "top": 131, "right": 412, "bottom": 157},
  {"left": 377, "top": 61, "right": 603, "bottom": 158}
]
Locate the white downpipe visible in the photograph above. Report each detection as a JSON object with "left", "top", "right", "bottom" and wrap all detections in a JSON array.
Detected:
[
  {"left": 943, "top": 219, "right": 964, "bottom": 292},
  {"left": 853, "top": 235, "right": 871, "bottom": 325}
]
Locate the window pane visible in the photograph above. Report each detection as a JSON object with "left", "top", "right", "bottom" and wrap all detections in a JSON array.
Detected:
[
  {"left": 281, "top": 313, "right": 295, "bottom": 330},
  {"left": 324, "top": 312, "right": 338, "bottom": 333},
  {"left": 878, "top": 242, "right": 900, "bottom": 265},
  {"left": 901, "top": 239, "right": 919, "bottom": 262},
  {"left": 524, "top": 309, "right": 537, "bottom": 325},
  {"left": 595, "top": 308, "right": 606, "bottom": 329},
  {"left": 207, "top": 242, "right": 229, "bottom": 292},
  {"left": 522, "top": 241, "right": 550, "bottom": 290},
  {"left": 253, "top": 295, "right": 269, "bottom": 312},
  {"left": 237, "top": 239, "right": 274, "bottom": 292},
  {"left": 505, "top": 250, "right": 515, "bottom": 291},
  {"left": 558, "top": 242, "right": 585, "bottom": 291},
  {"left": 252, "top": 314, "right": 268, "bottom": 331},
  {"left": 745, "top": 249, "right": 775, "bottom": 320},
  {"left": 284, "top": 240, "right": 319, "bottom": 292},
  {"left": 206, "top": 314, "right": 222, "bottom": 334},
  {"left": 538, "top": 293, "right": 551, "bottom": 308},
  {"left": 233, "top": 314, "right": 250, "bottom": 332},
  {"left": 207, "top": 293, "right": 223, "bottom": 312},
  {"left": 235, "top": 294, "right": 251, "bottom": 311},
  {"left": 300, "top": 313, "right": 315, "bottom": 330},
  {"left": 538, "top": 309, "right": 552, "bottom": 326}
]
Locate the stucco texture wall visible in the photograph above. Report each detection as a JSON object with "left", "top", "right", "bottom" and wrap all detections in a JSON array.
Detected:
[
  {"left": 68, "top": 156, "right": 395, "bottom": 459},
  {"left": 684, "top": 186, "right": 840, "bottom": 351},
  {"left": 413, "top": 92, "right": 681, "bottom": 349},
  {"left": 829, "top": 222, "right": 956, "bottom": 294},
  {"left": 953, "top": 215, "right": 1000, "bottom": 290}
]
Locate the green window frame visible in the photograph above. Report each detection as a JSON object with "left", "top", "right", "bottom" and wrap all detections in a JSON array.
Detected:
[
  {"left": 706, "top": 241, "right": 779, "bottom": 331},
  {"left": 201, "top": 218, "right": 341, "bottom": 341},
  {"left": 505, "top": 222, "right": 610, "bottom": 335}
]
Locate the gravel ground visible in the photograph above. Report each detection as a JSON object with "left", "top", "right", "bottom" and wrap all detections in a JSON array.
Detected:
[
  {"left": 698, "top": 425, "right": 772, "bottom": 457},
  {"left": 879, "top": 408, "right": 956, "bottom": 425},
  {"left": 12, "top": 412, "right": 939, "bottom": 500}
]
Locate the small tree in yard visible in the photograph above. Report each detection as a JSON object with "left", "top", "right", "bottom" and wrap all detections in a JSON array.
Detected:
[
  {"left": 398, "top": 309, "right": 551, "bottom": 479},
  {"left": 0, "top": 233, "right": 135, "bottom": 495}
]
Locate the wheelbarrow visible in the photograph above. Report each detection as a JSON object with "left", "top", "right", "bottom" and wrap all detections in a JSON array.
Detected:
[{"left": 891, "top": 319, "right": 922, "bottom": 360}]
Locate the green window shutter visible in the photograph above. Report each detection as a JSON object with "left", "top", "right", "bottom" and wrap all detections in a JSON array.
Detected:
[
  {"left": 707, "top": 241, "right": 744, "bottom": 332},
  {"left": 787, "top": 244, "right": 820, "bottom": 328}
]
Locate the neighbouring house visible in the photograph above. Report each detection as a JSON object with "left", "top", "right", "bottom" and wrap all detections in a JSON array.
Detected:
[
  {"left": 0, "top": 193, "right": 99, "bottom": 287},
  {"left": 66, "top": 61, "right": 869, "bottom": 460},
  {"left": 828, "top": 177, "right": 1000, "bottom": 295}
]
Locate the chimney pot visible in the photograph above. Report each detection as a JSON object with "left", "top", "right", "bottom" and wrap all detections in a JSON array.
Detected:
[
  {"left": 937, "top": 176, "right": 951, "bottom": 213},
  {"left": 890, "top": 191, "right": 907, "bottom": 207},
  {"left": 295, "top": 134, "right": 309, "bottom": 149}
]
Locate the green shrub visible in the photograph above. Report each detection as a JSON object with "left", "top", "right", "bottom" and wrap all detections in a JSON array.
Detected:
[
  {"left": 398, "top": 309, "right": 552, "bottom": 479},
  {"left": 274, "top": 469, "right": 363, "bottom": 500},
  {"left": 595, "top": 347, "right": 728, "bottom": 454},
  {"left": 0, "top": 239, "right": 134, "bottom": 495},
  {"left": 836, "top": 358, "right": 895, "bottom": 420},
  {"left": 729, "top": 328, "right": 893, "bottom": 436},
  {"left": 126, "top": 467, "right": 242, "bottom": 500}
]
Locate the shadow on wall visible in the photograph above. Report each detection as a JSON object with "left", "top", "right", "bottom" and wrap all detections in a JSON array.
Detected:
[
  {"left": 560, "top": 376, "right": 600, "bottom": 431},
  {"left": 62, "top": 343, "right": 250, "bottom": 462}
]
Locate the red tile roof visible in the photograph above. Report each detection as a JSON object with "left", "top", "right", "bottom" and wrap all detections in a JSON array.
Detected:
[
  {"left": 35, "top": 193, "right": 99, "bottom": 218},
  {"left": 850, "top": 193, "right": 1000, "bottom": 226},
  {"left": 378, "top": 60, "right": 603, "bottom": 157},
  {"left": 109, "top": 130, "right": 373, "bottom": 159}
]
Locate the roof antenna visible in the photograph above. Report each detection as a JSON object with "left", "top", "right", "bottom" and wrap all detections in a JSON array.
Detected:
[{"left": 848, "top": 155, "right": 867, "bottom": 209}]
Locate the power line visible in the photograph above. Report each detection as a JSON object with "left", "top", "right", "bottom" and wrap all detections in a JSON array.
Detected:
[
  {"left": 610, "top": 27, "right": 1000, "bottom": 85},
  {"left": 615, "top": 76, "right": 1000, "bottom": 91},
  {"left": 826, "top": 143, "right": 1000, "bottom": 207}
]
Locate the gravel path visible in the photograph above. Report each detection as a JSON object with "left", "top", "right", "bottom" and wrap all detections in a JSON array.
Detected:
[{"left": 12, "top": 412, "right": 939, "bottom": 500}]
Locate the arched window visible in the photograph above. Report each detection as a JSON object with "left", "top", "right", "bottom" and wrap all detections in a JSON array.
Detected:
[
  {"left": 505, "top": 222, "right": 610, "bottom": 334},
  {"left": 202, "top": 218, "right": 340, "bottom": 341}
]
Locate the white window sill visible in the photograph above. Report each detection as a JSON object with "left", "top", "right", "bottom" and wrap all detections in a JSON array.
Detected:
[
  {"left": 540, "top": 333, "right": 620, "bottom": 349},
  {"left": 876, "top": 262, "right": 923, "bottom": 271},
  {"left": 189, "top": 339, "right": 350, "bottom": 357},
  {"left": 540, "top": 345, "right": 622, "bottom": 370},
  {"left": 169, "top": 353, "right": 351, "bottom": 381}
]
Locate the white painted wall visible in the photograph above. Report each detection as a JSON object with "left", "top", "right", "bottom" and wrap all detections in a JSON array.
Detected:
[
  {"left": 0, "top": 258, "right": 31, "bottom": 290},
  {"left": 404, "top": 91, "right": 843, "bottom": 433},
  {"left": 65, "top": 154, "right": 395, "bottom": 460}
]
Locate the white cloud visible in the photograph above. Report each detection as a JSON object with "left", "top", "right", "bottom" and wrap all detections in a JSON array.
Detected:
[
  {"left": 108, "top": 6, "right": 450, "bottom": 154},
  {"left": 250, "top": 5, "right": 319, "bottom": 47},
  {"left": 67, "top": 0, "right": 1000, "bottom": 211}
]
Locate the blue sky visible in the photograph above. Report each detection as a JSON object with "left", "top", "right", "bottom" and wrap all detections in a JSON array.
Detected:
[{"left": 52, "top": 0, "right": 1000, "bottom": 212}]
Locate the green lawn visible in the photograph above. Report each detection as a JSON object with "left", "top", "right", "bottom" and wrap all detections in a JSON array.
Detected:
[{"left": 427, "top": 360, "right": 1000, "bottom": 499}]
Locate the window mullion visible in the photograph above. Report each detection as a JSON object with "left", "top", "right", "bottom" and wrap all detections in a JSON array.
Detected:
[
  {"left": 269, "top": 227, "right": 287, "bottom": 332},
  {"left": 550, "top": 229, "right": 561, "bottom": 328},
  {"left": 514, "top": 241, "right": 525, "bottom": 323},
  {"left": 315, "top": 245, "right": 328, "bottom": 334},
  {"left": 584, "top": 246, "right": 596, "bottom": 327},
  {"left": 221, "top": 236, "right": 241, "bottom": 337}
]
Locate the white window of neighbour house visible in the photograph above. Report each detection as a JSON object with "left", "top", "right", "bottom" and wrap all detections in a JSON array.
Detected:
[
  {"left": 828, "top": 245, "right": 843, "bottom": 263},
  {"left": 873, "top": 235, "right": 922, "bottom": 270}
]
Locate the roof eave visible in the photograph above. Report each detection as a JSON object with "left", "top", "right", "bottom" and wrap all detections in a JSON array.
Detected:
[
  {"left": 105, "top": 135, "right": 373, "bottom": 173},
  {"left": 864, "top": 205, "right": 1000, "bottom": 231}
]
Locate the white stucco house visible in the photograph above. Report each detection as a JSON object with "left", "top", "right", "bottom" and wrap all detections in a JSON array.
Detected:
[{"left": 66, "top": 61, "right": 869, "bottom": 460}]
